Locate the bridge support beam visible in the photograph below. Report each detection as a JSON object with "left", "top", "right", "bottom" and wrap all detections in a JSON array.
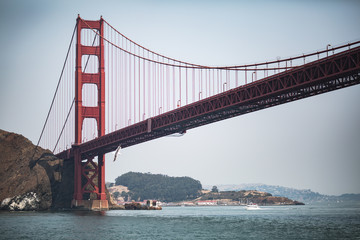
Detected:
[
  {"left": 72, "top": 144, "right": 82, "bottom": 203},
  {"left": 98, "top": 154, "right": 107, "bottom": 200},
  {"left": 72, "top": 15, "right": 108, "bottom": 210}
]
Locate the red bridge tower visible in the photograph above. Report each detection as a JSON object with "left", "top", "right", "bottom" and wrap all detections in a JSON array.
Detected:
[{"left": 72, "top": 15, "right": 108, "bottom": 210}]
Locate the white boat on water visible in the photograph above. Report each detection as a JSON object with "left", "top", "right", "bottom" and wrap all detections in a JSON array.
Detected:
[{"left": 245, "top": 203, "right": 260, "bottom": 210}]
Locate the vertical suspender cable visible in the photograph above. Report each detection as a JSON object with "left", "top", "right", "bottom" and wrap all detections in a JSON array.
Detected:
[
  {"left": 148, "top": 52, "right": 150, "bottom": 118},
  {"left": 186, "top": 67, "right": 188, "bottom": 105},
  {"left": 133, "top": 43, "right": 136, "bottom": 123},
  {"left": 128, "top": 42, "right": 131, "bottom": 124},
  {"left": 192, "top": 68, "right": 195, "bottom": 102},
  {"left": 205, "top": 68, "right": 207, "bottom": 98},
  {"left": 143, "top": 49, "right": 145, "bottom": 120},
  {"left": 179, "top": 64, "right": 181, "bottom": 107},
  {"left": 138, "top": 46, "right": 140, "bottom": 121}
]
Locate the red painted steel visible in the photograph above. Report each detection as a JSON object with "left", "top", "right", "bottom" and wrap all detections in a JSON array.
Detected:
[
  {"left": 36, "top": 17, "right": 359, "bottom": 211},
  {"left": 57, "top": 45, "right": 360, "bottom": 161},
  {"left": 73, "top": 16, "right": 106, "bottom": 203},
  {"left": 39, "top": 17, "right": 360, "bottom": 156}
]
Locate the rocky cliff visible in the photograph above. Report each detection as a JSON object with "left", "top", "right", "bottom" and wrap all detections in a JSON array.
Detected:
[
  {"left": 0, "top": 129, "right": 116, "bottom": 211},
  {"left": 0, "top": 129, "right": 74, "bottom": 210}
]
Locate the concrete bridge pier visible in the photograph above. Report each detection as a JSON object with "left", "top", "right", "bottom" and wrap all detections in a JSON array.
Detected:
[{"left": 71, "top": 199, "right": 109, "bottom": 211}]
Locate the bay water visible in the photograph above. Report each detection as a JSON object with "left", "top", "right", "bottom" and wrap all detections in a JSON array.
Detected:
[{"left": 1, "top": 202, "right": 359, "bottom": 239}]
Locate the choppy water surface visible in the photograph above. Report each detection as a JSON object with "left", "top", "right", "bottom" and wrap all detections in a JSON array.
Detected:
[{"left": 1, "top": 202, "right": 359, "bottom": 239}]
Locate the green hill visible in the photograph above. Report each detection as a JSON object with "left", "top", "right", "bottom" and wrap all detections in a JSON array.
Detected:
[{"left": 115, "top": 172, "right": 202, "bottom": 202}]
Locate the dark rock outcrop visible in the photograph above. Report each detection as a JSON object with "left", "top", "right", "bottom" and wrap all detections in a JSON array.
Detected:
[
  {"left": 1, "top": 192, "right": 41, "bottom": 211},
  {"left": 0, "top": 129, "right": 74, "bottom": 210},
  {"left": 124, "top": 202, "right": 161, "bottom": 210},
  {"left": 0, "top": 129, "right": 117, "bottom": 210}
]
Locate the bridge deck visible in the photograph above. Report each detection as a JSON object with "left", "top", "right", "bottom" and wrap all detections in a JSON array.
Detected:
[{"left": 57, "top": 46, "right": 360, "bottom": 160}]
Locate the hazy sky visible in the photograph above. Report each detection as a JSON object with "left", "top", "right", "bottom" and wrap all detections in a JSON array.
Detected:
[{"left": 1, "top": 0, "right": 359, "bottom": 195}]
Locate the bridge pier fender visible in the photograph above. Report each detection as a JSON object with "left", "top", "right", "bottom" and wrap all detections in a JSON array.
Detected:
[
  {"left": 87, "top": 199, "right": 109, "bottom": 211},
  {"left": 71, "top": 199, "right": 83, "bottom": 208},
  {"left": 71, "top": 199, "right": 109, "bottom": 211}
]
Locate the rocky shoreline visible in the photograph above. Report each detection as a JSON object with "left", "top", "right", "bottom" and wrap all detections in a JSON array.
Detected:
[
  {"left": 0, "top": 129, "right": 303, "bottom": 211},
  {"left": 194, "top": 189, "right": 305, "bottom": 206},
  {"left": 0, "top": 129, "right": 118, "bottom": 211}
]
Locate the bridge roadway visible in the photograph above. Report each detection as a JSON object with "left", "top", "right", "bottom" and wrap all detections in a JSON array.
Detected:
[{"left": 57, "top": 45, "right": 360, "bottom": 161}]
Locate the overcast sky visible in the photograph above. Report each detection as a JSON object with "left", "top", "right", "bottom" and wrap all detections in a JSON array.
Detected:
[{"left": 0, "top": 0, "right": 359, "bottom": 195}]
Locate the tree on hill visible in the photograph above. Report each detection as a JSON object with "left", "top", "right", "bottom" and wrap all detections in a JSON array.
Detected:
[
  {"left": 112, "top": 191, "right": 120, "bottom": 199},
  {"left": 115, "top": 172, "right": 202, "bottom": 202},
  {"left": 211, "top": 186, "right": 219, "bottom": 193}
]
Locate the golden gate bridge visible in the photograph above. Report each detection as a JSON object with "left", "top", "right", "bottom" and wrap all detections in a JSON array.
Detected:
[{"left": 36, "top": 15, "right": 360, "bottom": 209}]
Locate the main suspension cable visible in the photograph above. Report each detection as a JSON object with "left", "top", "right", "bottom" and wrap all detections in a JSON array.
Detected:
[
  {"left": 83, "top": 18, "right": 360, "bottom": 71},
  {"left": 37, "top": 24, "right": 77, "bottom": 147}
]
